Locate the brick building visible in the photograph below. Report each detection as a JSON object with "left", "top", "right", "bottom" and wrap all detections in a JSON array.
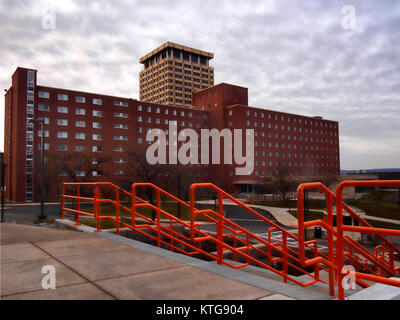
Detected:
[
  {"left": 3, "top": 45, "right": 340, "bottom": 202},
  {"left": 139, "top": 42, "right": 214, "bottom": 108}
]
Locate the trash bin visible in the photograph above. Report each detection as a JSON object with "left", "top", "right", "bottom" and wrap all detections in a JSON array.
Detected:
[{"left": 314, "top": 226, "right": 322, "bottom": 239}]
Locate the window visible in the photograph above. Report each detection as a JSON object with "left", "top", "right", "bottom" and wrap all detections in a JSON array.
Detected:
[
  {"left": 57, "top": 94, "right": 68, "bottom": 101},
  {"left": 38, "top": 104, "right": 49, "bottom": 111},
  {"left": 38, "top": 117, "right": 49, "bottom": 124},
  {"left": 92, "top": 146, "right": 102, "bottom": 152},
  {"left": 75, "top": 171, "right": 85, "bottom": 177},
  {"left": 38, "top": 91, "right": 50, "bottom": 98},
  {"left": 138, "top": 105, "right": 142, "bottom": 111},
  {"left": 114, "top": 101, "right": 128, "bottom": 107},
  {"left": 92, "top": 134, "right": 102, "bottom": 141},
  {"left": 75, "top": 120, "right": 86, "bottom": 128},
  {"left": 114, "top": 158, "right": 127, "bottom": 164},
  {"left": 93, "top": 98, "right": 102, "bottom": 105},
  {"left": 75, "top": 108, "right": 86, "bottom": 115},
  {"left": 75, "top": 145, "right": 85, "bottom": 152},
  {"left": 147, "top": 106, "right": 151, "bottom": 112},
  {"left": 57, "top": 132, "right": 68, "bottom": 139},
  {"left": 75, "top": 96, "right": 86, "bottom": 103},
  {"left": 93, "top": 110, "right": 102, "bottom": 117},
  {"left": 57, "top": 119, "right": 68, "bottom": 126},
  {"left": 114, "top": 124, "right": 128, "bottom": 129},
  {"left": 114, "top": 136, "right": 128, "bottom": 141},
  {"left": 57, "top": 106, "right": 68, "bottom": 113},
  {"left": 113, "top": 147, "right": 125, "bottom": 152},
  {"left": 57, "top": 144, "right": 68, "bottom": 151},
  {"left": 92, "top": 122, "right": 102, "bottom": 129},
  {"left": 75, "top": 133, "right": 86, "bottom": 139},
  {"left": 37, "top": 143, "right": 49, "bottom": 150},
  {"left": 114, "top": 112, "right": 128, "bottom": 118}
]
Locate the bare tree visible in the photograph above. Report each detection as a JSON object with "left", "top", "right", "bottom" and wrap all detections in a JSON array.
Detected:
[
  {"left": 44, "top": 151, "right": 112, "bottom": 199},
  {"left": 119, "top": 147, "right": 173, "bottom": 220},
  {"left": 263, "top": 164, "right": 293, "bottom": 201},
  {"left": 46, "top": 151, "right": 111, "bottom": 183}
]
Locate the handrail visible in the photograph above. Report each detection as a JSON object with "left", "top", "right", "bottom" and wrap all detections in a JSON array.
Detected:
[
  {"left": 62, "top": 179, "right": 400, "bottom": 300},
  {"left": 189, "top": 183, "right": 334, "bottom": 287},
  {"left": 335, "top": 180, "right": 400, "bottom": 300}
]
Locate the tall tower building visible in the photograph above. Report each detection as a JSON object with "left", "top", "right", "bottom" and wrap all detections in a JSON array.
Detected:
[{"left": 139, "top": 42, "right": 214, "bottom": 108}]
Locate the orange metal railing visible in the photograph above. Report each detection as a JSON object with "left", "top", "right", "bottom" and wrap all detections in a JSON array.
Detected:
[
  {"left": 335, "top": 180, "right": 400, "bottom": 300},
  {"left": 61, "top": 179, "right": 400, "bottom": 300}
]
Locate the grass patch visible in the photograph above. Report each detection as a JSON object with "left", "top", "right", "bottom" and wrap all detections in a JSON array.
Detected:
[
  {"left": 349, "top": 191, "right": 400, "bottom": 221},
  {"left": 287, "top": 209, "right": 326, "bottom": 221},
  {"left": 364, "top": 219, "right": 400, "bottom": 230}
]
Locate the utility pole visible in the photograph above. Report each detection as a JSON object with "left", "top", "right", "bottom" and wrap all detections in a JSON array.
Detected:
[
  {"left": 29, "top": 119, "right": 47, "bottom": 222},
  {"left": 0, "top": 153, "right": 5, "bottom": 223}
]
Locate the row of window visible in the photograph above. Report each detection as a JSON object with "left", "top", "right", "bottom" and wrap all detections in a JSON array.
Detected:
[
  {"left": 229, "top": 168, "right": 339, "bottom": 177},
  {"left": 51, "top": 132, "right": 129, "bottom": 140},
  {"left": 226, "top": 119, "right": 338, "bottom": 137},
  {"left": 137, "top": 117, "right": 207, "bottom": 128},
  {"left": 38, "top": 91, "right": 129, "bottom": 107},
  {"left": 232, "top": 109, "right": 337, "bottom": 129},
  {"left": 38, "top": 105, "right": 129, "bottom": 118},
  {"left": 137, "top": 105, "right": 207, "bottom": 118},
  {"left": 64, "top": 169, "right": 209, "bottom": 177}
]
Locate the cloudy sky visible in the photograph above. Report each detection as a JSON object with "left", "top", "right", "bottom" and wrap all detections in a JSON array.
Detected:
[{"left": 1, "top": 0, "right": 399, "bottom": 170}]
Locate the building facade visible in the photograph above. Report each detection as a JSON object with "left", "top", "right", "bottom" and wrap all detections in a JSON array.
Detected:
[
  {"left": 139, "top": 42, "right": 214, "bottom": 108},
  {"left": 3, "top": 45, "right": 340, "bottom": 202}
]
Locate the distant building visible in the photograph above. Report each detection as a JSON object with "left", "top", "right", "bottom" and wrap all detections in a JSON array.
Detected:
[
  {"left": 341, "top": 169, "right": 400, "bottom": 180},
  {"left": 139, "top": 42, "right": 214, "bottom": 108},
  {"left": 3, "top": 43, "right": 340, "bottom": 202}
]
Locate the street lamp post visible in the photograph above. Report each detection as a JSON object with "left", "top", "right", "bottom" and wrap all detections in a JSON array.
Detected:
[
  {"left": 0, "top": 152, "right": 6, "bottom": 223},
  {"left": 29, "top": 119, "right": 47, "bottom": 222}
]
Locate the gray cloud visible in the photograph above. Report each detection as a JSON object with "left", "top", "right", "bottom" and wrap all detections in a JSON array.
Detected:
[{"left": 0, "top": 0, "right": 399, "bottom": 170}]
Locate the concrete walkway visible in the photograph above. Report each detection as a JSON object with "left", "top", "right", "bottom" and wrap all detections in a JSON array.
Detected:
[
  {"left": 196, "top": 199, "right": 298, "bottom": 227},
  {"left": 1, "top": 223, "right": 306, "bottom": 300}
]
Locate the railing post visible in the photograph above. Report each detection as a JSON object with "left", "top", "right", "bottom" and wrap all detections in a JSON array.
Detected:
[
  {"left": 217, "top": 191, "right": 223, "bottom": 265},
  {"left": 95, "top": 184, "right": 100, "bottom": 232},
  {"left": 389, "top": 247, "right": 394, "bottom": 274},
  {"left": 283, "top": 233, "right": 288, "bottom": 283},
  {"left": 132, "top": 184, "right": 136, "bottom": 227},
  {"left": 157, "top": 189, "right": 161, "bottom": 248},
  {"left": 116, "top": 188, "right": 120, "bottom": 235},
  {"left": 314, "top": 242, "right": 320, "bottom": 282},
  {"left": 297, "top": 187, "right": 305, "bottom": 262},
  {"left": 190, "top": 185, "right": 195, "bottom": 240},
  {"left": 336, "top": 183, "right": 346, "bottom": 300},
  {"left": 75, "top": 185, "right": 80, "bottom": 225},
  {"left": 61, "top": 183, "right": 65, "bottom": 220},
  {"left": 327, "top": 194, "right": 335, "bottom": 296},
  {"left": 170, "top": 218, "right": 174, "bottom": 252}
]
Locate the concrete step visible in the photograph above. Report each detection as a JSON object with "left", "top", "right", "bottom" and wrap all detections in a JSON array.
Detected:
[{"left": 348, "top": 277, "right": 400, "bottom": 300}]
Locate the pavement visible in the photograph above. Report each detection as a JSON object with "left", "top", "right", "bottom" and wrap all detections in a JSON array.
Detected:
[{"left": 1, "top": 222, "right": 311, "bottom": 300}]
